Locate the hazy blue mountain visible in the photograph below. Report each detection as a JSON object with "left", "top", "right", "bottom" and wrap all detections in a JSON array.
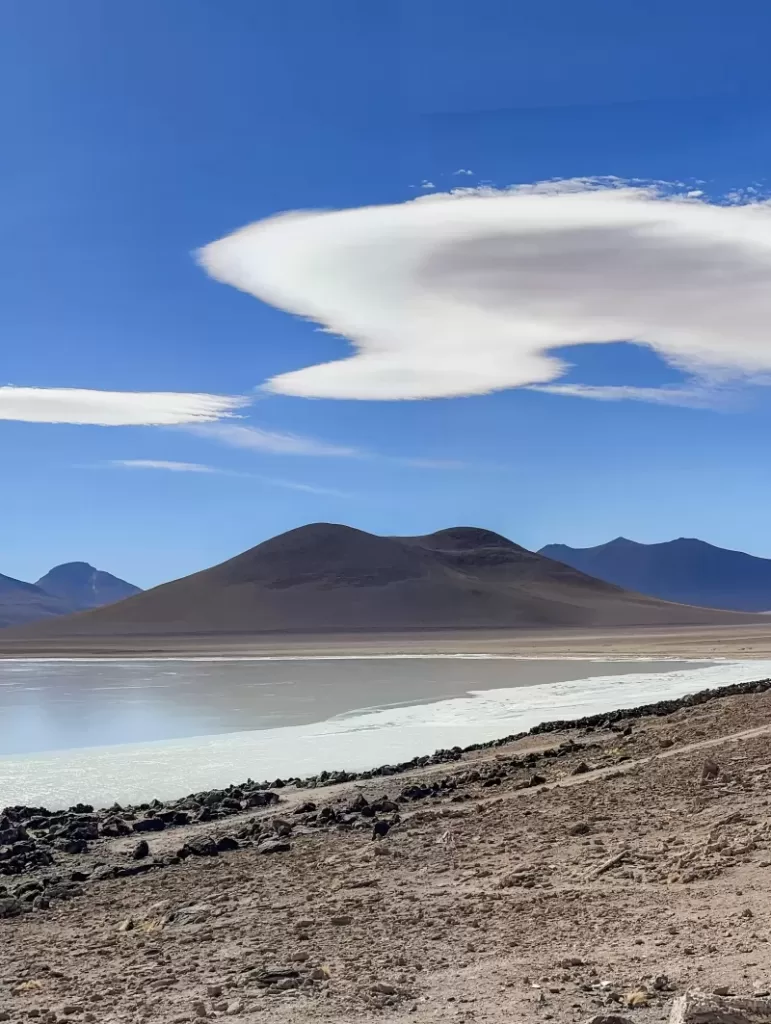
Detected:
[
  {"left": 0, "top": 573, "right": 72, "bottom": 628},
  {"left": 0, "top": 562, "right": 141, "bottom": 628},
  {"left": 539, "top": 537, "right": 771, "bottom": 611},
  {"left": 35, "top": 562, "right": 141, "bottom": 610}
]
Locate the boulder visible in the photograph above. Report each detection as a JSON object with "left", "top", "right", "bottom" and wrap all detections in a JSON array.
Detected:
[{"left": 669, "top": 991, "right": 771, "bottom": 1022}]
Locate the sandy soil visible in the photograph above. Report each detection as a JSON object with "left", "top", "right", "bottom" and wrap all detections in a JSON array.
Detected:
[
  {"left": 5, "top": 683, "right": 771, "bottom": 1022},
  {"left": 2, "top": 621, "right": 771, "bottom": 659}
]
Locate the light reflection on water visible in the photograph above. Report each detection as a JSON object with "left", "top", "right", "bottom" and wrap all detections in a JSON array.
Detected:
[{"left": 0, "top": 656, "right": 704, "bottom": 756}]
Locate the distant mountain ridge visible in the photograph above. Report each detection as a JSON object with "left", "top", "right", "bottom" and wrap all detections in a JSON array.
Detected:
[
  {"left": 4, "top": 523, "right": 756, "bottom": 639},
  {"left": 539, "top": 537, "right": 771, "bottom": 611},
  {"left": 0, "top": 563, "right": 141, "bottom": 628},
  {"left": 35, "top": 562, "right": 141, "bottom": 610}
]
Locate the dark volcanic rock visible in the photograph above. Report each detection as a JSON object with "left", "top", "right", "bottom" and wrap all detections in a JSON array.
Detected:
[
  {"left": 133, "top": 817, "right": 166, "bottom": 833},
  {"left": 256, "top": 837, "right": 291, "bottom": 855},
  {"left": 215, "top": 835, "right": 240, "bottom": 852},
  {"left": 0, "top": 897, "right": 22, "bottom": 918},
  {"left": 179, "top": 837, "right": 219, "bottom": 858},
  {"left": 132, "top": 840, "right": 150, "bottom": 860}
]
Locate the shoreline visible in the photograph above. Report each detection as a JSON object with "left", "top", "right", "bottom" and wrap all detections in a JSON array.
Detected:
[
  {"left": 4, "top": 670, "right": 770, "bottom": 816},
  {"left": 5, "top": 676, "right": 771, "bottom": 1021}
]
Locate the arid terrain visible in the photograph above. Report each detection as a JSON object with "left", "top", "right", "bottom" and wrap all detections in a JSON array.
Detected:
[
  {"left": 3, "top": 621, "right": 771, "bottom": 659},
  {"left": 4, "top": 678, "right": 771, "bottom": 1023}
]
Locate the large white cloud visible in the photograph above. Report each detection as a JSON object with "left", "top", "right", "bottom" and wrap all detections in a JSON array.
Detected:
[
  {"left": 0, "top": 387, "right": 246, "bottom": 425},
  {"left": 199, "top": 181, "right": 771, "bottom": 401}
]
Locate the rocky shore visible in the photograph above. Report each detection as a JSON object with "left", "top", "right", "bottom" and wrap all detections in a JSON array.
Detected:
[{"left": 4, "top": 676, "right": 771, "bottom": 1022}]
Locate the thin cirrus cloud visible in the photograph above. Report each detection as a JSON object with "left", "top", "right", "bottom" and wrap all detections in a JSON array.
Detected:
[
  {"left": 110, "top": 459, "right": 218, "bottom": 473},
  {"left": 198, "top": 178, "right": 771, "bottom": 407},
  {"left": 188, "top": 421, "right": 361, "bottom": 457},
  {"left": 0, "top": 386, "right": 247, "bottom": 425},
  {"left": 192, "top": 422, "right": 469, "bottom": 468},
  {"left": 106, "top": 458, "right": 350, "bottom": 498}
]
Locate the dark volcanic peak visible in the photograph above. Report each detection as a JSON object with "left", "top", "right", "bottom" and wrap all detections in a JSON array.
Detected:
[
  {"left": 4, "top": 523, "right": 759, "bottom": 639},
  {"left": 207, "top": 523, "right": 425, "bottom": 590},
  {"left": 411, "top": 527, "right": 524, "bottom": 550}
]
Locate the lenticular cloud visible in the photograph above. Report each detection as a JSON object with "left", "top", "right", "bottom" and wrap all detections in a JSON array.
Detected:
[{"left": 199, "top": 181, "right": 771, "bottom": 401}]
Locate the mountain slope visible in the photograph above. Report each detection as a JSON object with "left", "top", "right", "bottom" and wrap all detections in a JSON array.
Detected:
[
  {"left": 36, "top": 562, "right": 141, "bottom": 610},
  {"left": 539, "top": 537, "right": 771, "bottom": 611},
  {"left": 0, "top": 573, "right": 73, "bottom": 628},
  {"left": 7, "top": 523, "right": 756, "bottom": 638}
]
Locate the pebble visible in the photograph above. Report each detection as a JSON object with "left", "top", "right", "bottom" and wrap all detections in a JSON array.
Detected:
[
  {"left": 373, "top": 982, "right": 397, "bottom": 995},
  {"left": 624, "top": 990, "right": 649, "bottom": 1008},
  {"left": 330, "top": 915, "right": 352, "bottom": 926}
]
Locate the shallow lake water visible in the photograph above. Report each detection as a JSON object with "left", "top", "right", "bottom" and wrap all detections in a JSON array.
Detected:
[{"left": 2, "top": 655, "right": 766, "bottom": 809}]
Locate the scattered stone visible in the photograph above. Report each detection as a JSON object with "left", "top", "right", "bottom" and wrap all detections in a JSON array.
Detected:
[
  {"left": 583, "top": 1017, "right": 634, "bottom": 1024},
  {"left": 0, "top": 898, "right": 21, "bottom": 918},
  {"left": 169, "top": 904, "right": 212, "bottom": 927},
  {"left": 624, "top": 990, "right": 649, "bottom": 1008},
  {"left": 701, "top": 758, "right": 720, "bottom": 783},
  {"left": 256, "top": 838, "right": 290, "bottom": 855},
  {"left": 330, "top": 914, "right": 352, "bottom": 926},
  {"left": 133, "top": 817, "right": 166, "bottom": 833},
  {"left": 253, "top": 969, "right": 299, "bottom": 988},
  {"left": 132, "top": 840, "right": 150, "bottom": 860},
  {"left": 179, "top": 837, "right": 218, "bottom": 858},
  {"left": 569, "top": 822, "right": 591, "bottom": 836},
  {"left": 669, "top": 991, "right": 771, "bottom": 1023}
]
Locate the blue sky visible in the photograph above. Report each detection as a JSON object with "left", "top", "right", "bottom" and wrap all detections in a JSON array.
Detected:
[{"left": 3, "top": 0, "right": 771, "bottom": 588}]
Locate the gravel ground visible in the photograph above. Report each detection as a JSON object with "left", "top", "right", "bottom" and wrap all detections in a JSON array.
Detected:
[{"left": 5, "top": 687, "right": 771, "bottom": 1023}]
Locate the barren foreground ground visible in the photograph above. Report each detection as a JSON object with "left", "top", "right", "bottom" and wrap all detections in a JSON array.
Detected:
[{"left": 5, "top": 682, "right": 771, "bottom": 1023}]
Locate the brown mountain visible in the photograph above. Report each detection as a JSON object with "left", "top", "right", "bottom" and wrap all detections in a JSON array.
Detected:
[{"left": 4, "top": 524, "right": 757, "bottom": 639}]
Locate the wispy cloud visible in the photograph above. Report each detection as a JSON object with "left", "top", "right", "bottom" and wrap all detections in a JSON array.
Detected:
[
  {"left": 393, "top": 456, "right": 468, "bottom": 469},
  {"left": 103, "top": 459, "right": 352, "bottom": 497},
  {"left": 110, "top": 459, "right": 219, "bottom": 472},
  {"left": 256, "top": 476, "right": 352, "bottom": 498},
  {"left": 528, "top": 382, "right": 734, "bottom": 409},
  {"left": 0, "top": 386, "right": 246, "bottom": 425},
  {"left": 453, "top": 169, "right": 474, "bottom": 176},
  {"left": 198, "top": 178, "right": 771, "bottom": 406},
  {"left": 189, "top": 421, "right": 361, "bottom": 457}
]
